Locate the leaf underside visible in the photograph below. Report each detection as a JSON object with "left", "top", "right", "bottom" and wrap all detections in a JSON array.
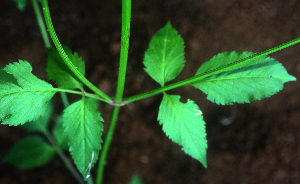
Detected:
[
  {"left": 158, "top": 94, "right": 207, "bottom": 167},
  {"left": 0, "top": 61, "right": 56, "bottom": 126},
  {"left": 192, "top": 51, "right": 296, "bottom": 105},
  {"left": 63, "top": 97, "right": 104, "bottom": 180},
  {"left": 47, "top": 46, "right": 85, "bottom": 90},
  {"left": 144, "top": 21, "right": 186, "bottom": 86}
]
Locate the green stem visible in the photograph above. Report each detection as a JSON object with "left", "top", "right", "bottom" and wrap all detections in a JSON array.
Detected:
[
  {"left": 124, "top": 36, "right": 300, "bottom": 104},
  {"left": 31, "top": 0, "right": 51, "bottom": 48},
  {"left": 114, "top": 0, "right": 131, "bottom": 103},
  {"left": 40, "top": 0, "right": 112, "bottom": 103},
  {"left": 29, "top": 88, "right": 108, "bottom": 102},
  {"left": 96, "top": 107, "right": 120, "bottom": 184},
  {"left": 56, "top": 149, "right": 85, "bottom": 184},
  {"left": 60, "top": 92, "right": 70, "bottom": 108},
  {"left": 56, "top": 148, "right": 86, "bottom": 184},
  {"left": 43, "top": 131, "right": 86, "bottom": 184},
  {"left": 96, "top": 0, "right": 131, "bottom": 183},
  {"left": 31, "top": 0, "right": 72, "bottom": 109}
]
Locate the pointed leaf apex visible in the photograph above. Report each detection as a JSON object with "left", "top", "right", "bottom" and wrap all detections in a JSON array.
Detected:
[{"left": 144, "top": 22, "right": 186, "bottom": 86}]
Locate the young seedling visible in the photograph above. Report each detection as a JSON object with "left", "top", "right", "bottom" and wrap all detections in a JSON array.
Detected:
[{"left": 2, "top": 0, "right": 298, "bottom": 184}]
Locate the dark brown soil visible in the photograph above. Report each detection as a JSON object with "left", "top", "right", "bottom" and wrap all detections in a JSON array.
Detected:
[{"left": 1, "top": 0, "right": 299, "bottom": 183}]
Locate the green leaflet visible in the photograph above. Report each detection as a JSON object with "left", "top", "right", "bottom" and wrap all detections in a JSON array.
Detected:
[
  {"left": 47, "top": 46, "right": 85, "bottom": 90},
  {"left": 158, "top": 94, "right": 207, "bottom": 167},
  {"left": 0, "top": 61, "right": 56, "bottom": 126},
  {"left": 62, "top": 97, "right": 104, "bottom": 180},
  {"left": 4, "top": 135, "right": 56, "bottom": 169},
  {"left": 53, "top": 116, "right": 69, "bottom": 151},
  {"left": 192, "top": 51, "right": 296, "bottom": 105},
  {"left": 12, "top": 0, "right": 28, "bottom": 11},
  {"left": 21, "top": 101, "right": 53, "bottom": 134},
  {"left": 128, "top": 174, "right": 144, "bottom": 184},
  {"left": 143, "top": 21, "right": 185, "bottom": 86},
  {"left": 0, "top": 66, "right": 18, "bottom": 84}
]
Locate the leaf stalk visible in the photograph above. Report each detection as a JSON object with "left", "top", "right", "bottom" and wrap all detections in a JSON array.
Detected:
[{"left": 31, "top": 0, "right": 51, "bottom": 48}]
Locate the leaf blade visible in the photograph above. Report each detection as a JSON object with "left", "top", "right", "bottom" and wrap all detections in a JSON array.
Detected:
[
  {"left": 21, "top": 101, "right": 53, "bottom": 134},
  {"left": 53, "top": 115, "right": 69, "bottom": 151},
  {"left": 4, "top": 135, "right": 56, "bottom": 169},
  {"left": 192, "top": 51, "right": 296, "bottom": 105},
  {"left": 0, "top": 61, "right": 56, "bottom": 126},
  {"left": 47, "top": 46, "right": 85, "bottom": 90},
  {"left": 13, "top": 0, "right": 28, "bottom": 11},
  {"left": 63, "top": 97, "right": 104, "bottom": 180},
  {"left": 158, "top": 94, "right": 207, "bottom": 167},
  {"left": 128, "top": 174, "right": 144, "bottom": 184},
  {"left": 143, "top": 22, "right": 185, "bottom": 86}
]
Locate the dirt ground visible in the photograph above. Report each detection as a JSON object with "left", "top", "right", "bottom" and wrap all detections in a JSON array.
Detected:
[{"left": 0, "top": 0, "right": 299, "bottom": 183}]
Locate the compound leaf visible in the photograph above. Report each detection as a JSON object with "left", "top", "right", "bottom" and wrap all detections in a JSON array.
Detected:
[
  {"left": 47, "top": 46, "right": 85, "bottom": 90},
  {"left": 192, "top": 51, "right": 296, "bottom": 105},
  {"left": 0, "top": 61, "right": 56, "bottom": 126},
  {"left": 62, "top": 97, "right": 104, "bottom": 180},
  {"left": 4, "top": 135, "right": 55, "bottom": 169},
  {"left": 144, "top": 21, "right": 185, "bottom": 86},
  {"left": 158, "top": 94, "right": 207, "bottom": 167}
]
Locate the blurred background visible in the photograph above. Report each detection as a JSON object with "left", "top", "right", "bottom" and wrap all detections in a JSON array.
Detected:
[{"left": 0, "top": 0, "right": 299, "bottom": 183}]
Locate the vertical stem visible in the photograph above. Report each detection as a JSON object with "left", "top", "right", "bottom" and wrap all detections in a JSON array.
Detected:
[
  {"left": 31, "top": 0, "right": 51, "bottom": 48},
  {"left": 96, "top": 0, "right": 131, "bottom": 183},
  {"left": 96, "top": 107, "right": 120, "bottom": 184},
  {"left": 114, "top": 0, "right": 131, "bottom": 103}
]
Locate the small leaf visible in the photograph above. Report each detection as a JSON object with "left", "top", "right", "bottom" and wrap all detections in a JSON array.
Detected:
[
  {"left": 158, "top": 94, "right": 207, "bottom": 167},
  {"left": 0, "top": 61, "right": 56, "bottom": 126},
  {"left": 144, "top": 21, "right": 186, "bottom": 86},
  {"left": 21, "top": 101, "right": 53, "bottom": 134},
  {"left": 4, "top": 135, "right": 55, "bottom": 169},
  {"left": 47, "top": 46, "right": 85, "bottom": 90},
  {"left": 128, "top": 174, "right": 144, "bottom": 184},
  {"left": 12, "top": 0, "right": 28, "bottom": 11},
  {"left": 63, "top": 97, "right": 104, "bottom": 180},
  {"left": 192, "top": 51, "right": 296, "bottom": 105},
  {"left": 53, "top": 116, "right": 69, "bottom": 151}
]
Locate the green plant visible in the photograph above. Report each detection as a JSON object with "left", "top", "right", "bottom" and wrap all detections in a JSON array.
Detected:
[{"left": 2, "top": 0, "right": 298, "bottom": 184}]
